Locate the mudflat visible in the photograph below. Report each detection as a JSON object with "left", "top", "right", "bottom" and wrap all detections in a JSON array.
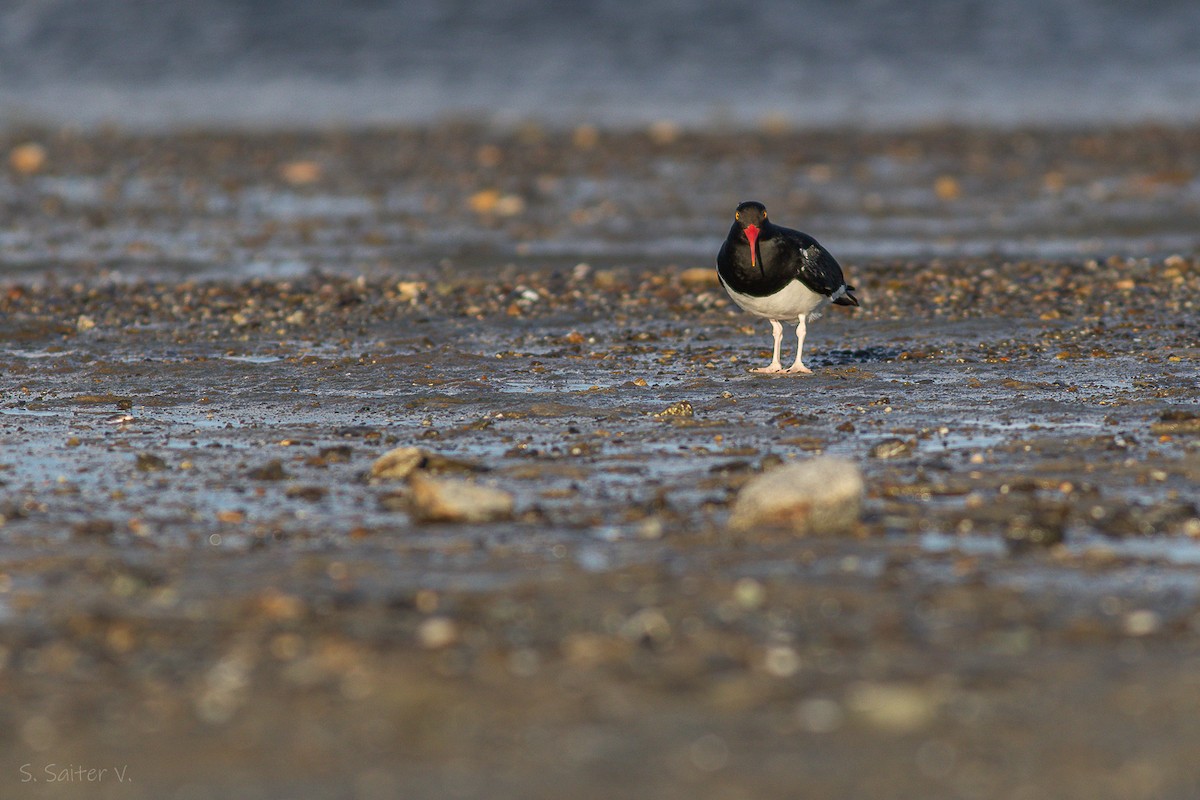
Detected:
[{"left": 1, "top": 125, "right": 1198, "bottom": 799}]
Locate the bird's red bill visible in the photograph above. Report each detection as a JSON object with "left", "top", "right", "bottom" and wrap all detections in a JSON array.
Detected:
[{"left": 744, "top": 224, "right": 760, "bottom": 267}]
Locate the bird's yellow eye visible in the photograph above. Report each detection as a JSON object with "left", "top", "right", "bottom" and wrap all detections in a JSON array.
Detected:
[{"left": 735, "top": 212, "right": 740, "bottom": 220}]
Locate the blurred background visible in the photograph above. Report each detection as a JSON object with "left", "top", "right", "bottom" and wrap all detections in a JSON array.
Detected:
[{"left": 1, "top": 0, "right": 1198, "bottom": 130}]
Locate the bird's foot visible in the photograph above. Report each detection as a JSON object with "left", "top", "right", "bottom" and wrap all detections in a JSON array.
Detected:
[
  {"left": 751, "top": 363, "right": 784, "bottom": 374},
  {"left": 784, "top": 363, "right": 813, "bottom": 375}
]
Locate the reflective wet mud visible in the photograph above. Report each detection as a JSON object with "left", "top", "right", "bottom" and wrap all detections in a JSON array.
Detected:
[{"left": 1, "top": 126, "right": 1199, "bottom": 799}]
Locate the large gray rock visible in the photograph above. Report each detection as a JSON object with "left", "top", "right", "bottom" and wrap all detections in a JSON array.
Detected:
[{"left": 728, "top": 457, "right": 864, "bottom": 535}]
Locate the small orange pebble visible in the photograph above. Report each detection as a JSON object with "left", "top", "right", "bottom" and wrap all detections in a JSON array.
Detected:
[
  {"left": 9, "top": 142, "right": 47, "bottom": 174},
  {"left": 934, "top": 175, "right": 961, "bottom": 201},
  {"left": 279, "top": 159, "right": 322, "bottom": 185}
]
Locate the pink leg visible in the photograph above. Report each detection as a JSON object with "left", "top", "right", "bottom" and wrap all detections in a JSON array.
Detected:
[
  {"left": 751, "top": 319, "right": 785, "bottom": 373},
  {"left": 785, "top": 317, "right": 813, "bottom": 374}
]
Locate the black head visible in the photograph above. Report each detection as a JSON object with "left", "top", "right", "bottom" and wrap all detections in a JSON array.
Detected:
[
  {"left": 733, "top": 201, "right": 768, "bottom": 267},
  {"left": 734, "top": 201, "right": 768, "bottom": 230}
]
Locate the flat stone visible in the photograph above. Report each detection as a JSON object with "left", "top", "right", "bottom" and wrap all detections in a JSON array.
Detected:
[
  {"left": 370, "top": 447, "right": 426, "bottom": 480},
  {"left": 728, "top": 457, "right": 863, "bottom": 534},
  {"left": 869, "top": 437, "right": 915, "bottom": 459},
  {"left": 369, "top": 446, "right": 479, "bottom": 481},
  {"left": 407, "top": 474, "right": 514, "bottom": 524}
]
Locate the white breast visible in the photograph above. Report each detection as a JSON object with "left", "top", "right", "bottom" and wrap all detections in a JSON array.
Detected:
[{"left": 722, "top": 279, "right": 831, "bottom": 322}]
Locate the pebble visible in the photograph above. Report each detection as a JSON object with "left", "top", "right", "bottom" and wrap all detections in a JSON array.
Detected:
[
  {"left": 256, "top": 589, "right": 305, "bottom": 621},
  {"left": 371, "top": 447, "right": 426, "bottom": 480},
  {"left": 846, "top": 681, "right": 938, "bottom": 733},
  {"left": 417, "top": 617, "right": 459, "bottom": 649},
  {"left": 278, "top": 160, "right": 322, "bottom": 185},
  {"left": 468, "top": 189, "right": 502, "bottom": 214},
  {"left": 135, "top": 452, "right": 169, "bottom": 472},
  {"left": 869, "top": 437, "right": 915, "bottom": 459},
  {"left": 369, "top": 446, "right": 478, "bottom": 481},
  {"left": 636, "top": 516, "right": 665, "bottom": 539},
  {"left": 407, "top": 474, "right": 514, "bottom": 523},
  {"left": 655, "top": 400, "right": 694, "bottom": 418},
  {"left": 679, "top": 267, "right": 720, "bottom": 288},
  {"left": 728, "top": 457, "right": 863, "bottom": 535},
  {"left": 467, "top": 189, "right": 525, "bottom": 216},
  {"left": 9, "top": 142, "right": 47, "bottom": 175},
  {"left": 572, "top": 124, "right": 599, "bottom": 150},
  {"left": 247, "top": 460, "right": 289, "bottom": 481},
  {"left": 763, "top": 645, "right": 801, "bottom": 678},
  {"left": 934, "top": 175, "right": 962, "bottom": 201},
  {"left": 285, "top": 485, "right": 327, "bottom": 502},
  {"left": 647, "top": 120, "right": 680, "bottom": 145},
  {"left": 395, "top": 281, "right": 426, "bottom": 304},
  {"left": 1123, "top": 609, "right": 1162, "bottom": 637},
  {"left": 733, "top": 578, "right": 765, "bottom": 609}
]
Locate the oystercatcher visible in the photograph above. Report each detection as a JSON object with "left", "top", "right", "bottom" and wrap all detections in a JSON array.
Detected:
[{"left": 716, "top": 201, "right": 858, "bottom": 374}]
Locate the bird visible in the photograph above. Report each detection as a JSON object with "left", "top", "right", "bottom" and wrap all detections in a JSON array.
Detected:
[{"left": 716, "top": 200, "right": 858, "bottom": 374}]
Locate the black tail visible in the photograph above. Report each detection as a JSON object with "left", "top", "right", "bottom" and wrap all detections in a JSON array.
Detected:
[{"left": 833, "top": 285, "right": 859, "bottom": 307}]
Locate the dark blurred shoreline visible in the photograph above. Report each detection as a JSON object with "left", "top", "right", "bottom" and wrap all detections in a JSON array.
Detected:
[{"left": 3, "top": 0, "right": 1200, "bottom": 131}]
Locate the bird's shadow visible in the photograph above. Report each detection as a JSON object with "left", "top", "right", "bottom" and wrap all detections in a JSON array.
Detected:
[{"left": 817, "top": 346, "right": 903, "bottom": 366}]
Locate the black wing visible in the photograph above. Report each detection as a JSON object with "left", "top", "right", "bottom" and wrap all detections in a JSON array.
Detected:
[{"left": 778, "top": 227, "right": 848, "bottom": 297}]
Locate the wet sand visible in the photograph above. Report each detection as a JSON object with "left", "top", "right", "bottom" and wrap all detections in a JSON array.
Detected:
[{"left": 1, "top": 125, "right": 1199, "bottom": 799}]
